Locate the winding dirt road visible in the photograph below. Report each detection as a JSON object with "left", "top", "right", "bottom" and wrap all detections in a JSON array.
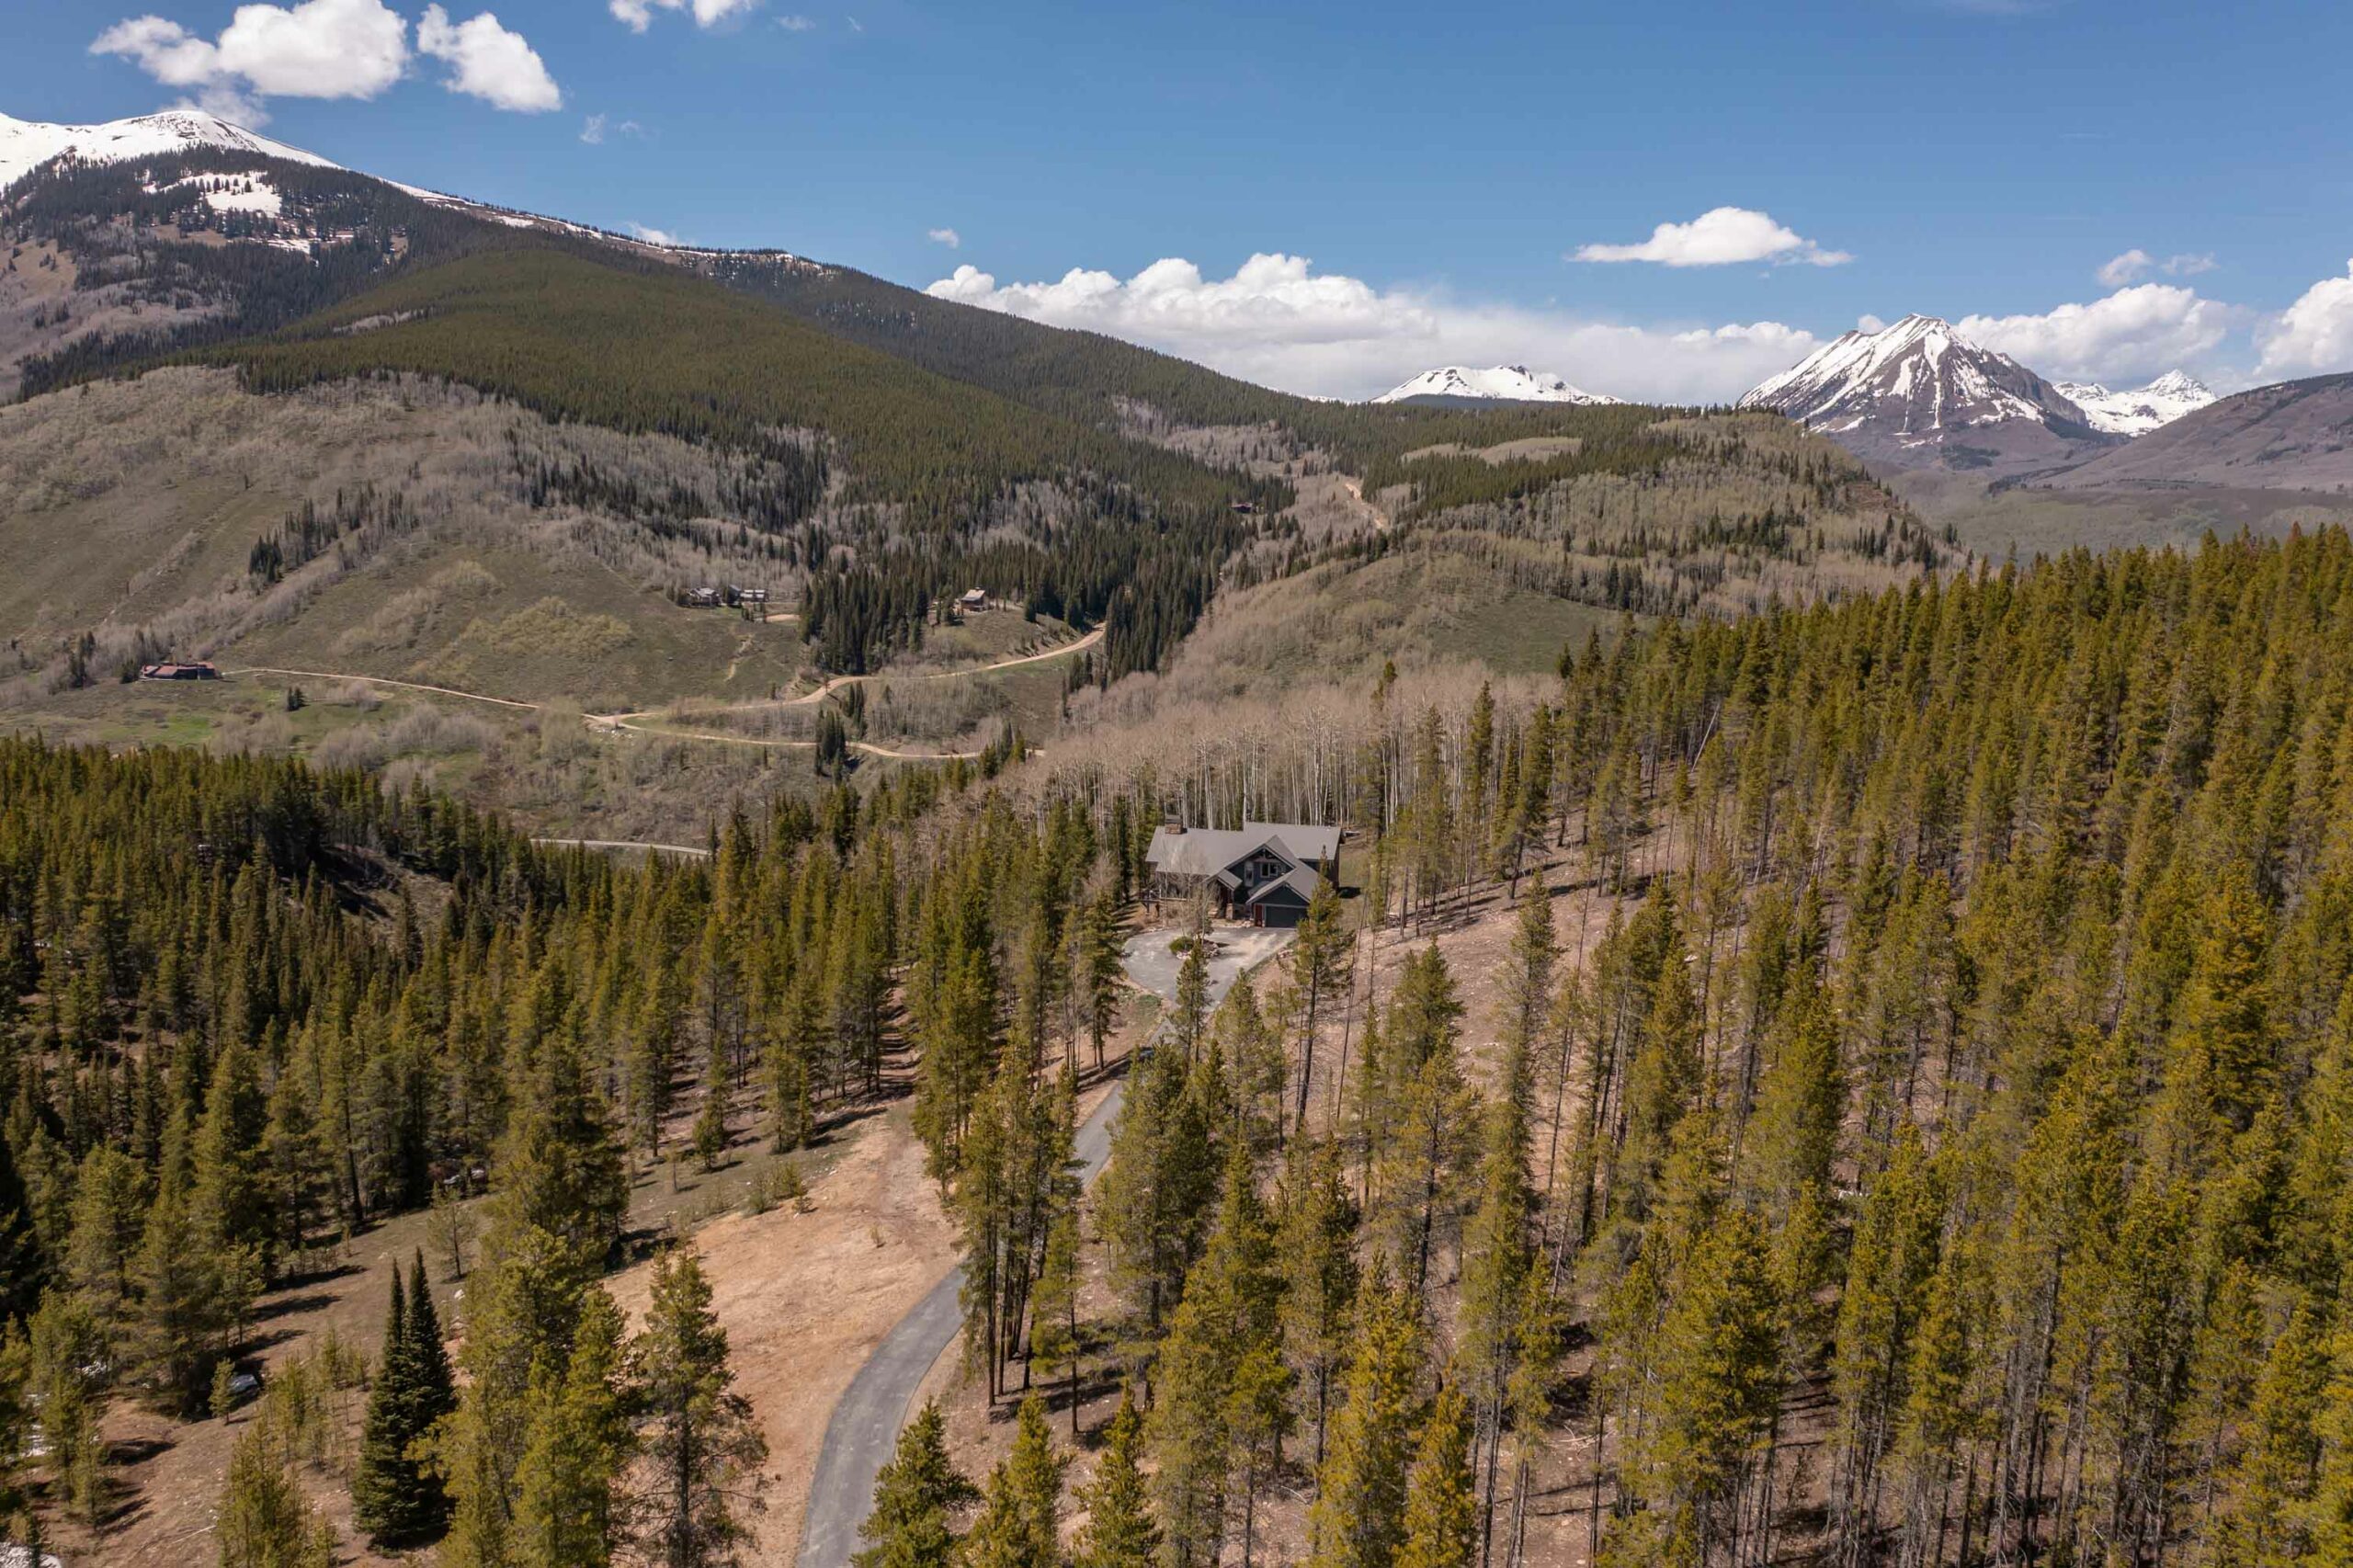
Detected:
[
  {"left": 598, "top": 624, "right": 1104, "bottom": 723},
  {"left": 225, "top": 623, "right": 1098, "bottom": 761},
  {"left": 230, "top": 665, "right": 543, "bottom": 710}
]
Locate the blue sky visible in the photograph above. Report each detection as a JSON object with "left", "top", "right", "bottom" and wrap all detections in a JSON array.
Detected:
[{"left": 11, "top": 0, "right": 2353, "bottom": 400}]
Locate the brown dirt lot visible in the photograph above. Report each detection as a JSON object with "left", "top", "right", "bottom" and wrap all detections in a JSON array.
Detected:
[{"left": 606, "top": 1098, "right": 962, "bottom": 1568}]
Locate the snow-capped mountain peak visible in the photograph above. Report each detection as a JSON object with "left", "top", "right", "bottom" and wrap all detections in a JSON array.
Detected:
[
  {"left": 1373, "top": 364, "right": 1620, "bottom": 406},
  {"left": 1737, "top": 313, "right": 2109, "bottom": 472},
  {"left": 0, "top": 108, "right": 337, "bottom": 192},
  {"left": 2052, "top": 371, "right": 2218, "bottom": 437}
]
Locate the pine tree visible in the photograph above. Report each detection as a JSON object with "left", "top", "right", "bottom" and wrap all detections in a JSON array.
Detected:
[
  {"left": 492, "top": 1038, "right": 631, "bottom": 1281},
  {"left": 1097, "top": 1048, "right": 1217, "bottom": 1335},
  {"left": 191, "top": 1036, "right": 274, "bottom": 1278},
  {"left": 1457, "top": 1066, "right": 1535, "bottom": 1568},
  {"left": 353, "top": 1267, "right": 425, "bottom": 1544},
  {"left": 631, "top": 1244, "right": 769, "bottom": 1568},
  {"left": 1395, "top": 1382, "right": 1477, "bottom": 1568},
  {"left": 2311, "top": 1304, "right": 2353, "bottom": 1567},
  {"left": 1277, "top": 1137, "right": 1359, "bottom": 1470},
  {"left": 1149, "top": 1142, "right": 1280, "bottom": 1568},
  {"left": 0, "top": 1130, "right": 49, "bottom": 1326},
  {"left": 63, "top": 1143, "right": 147, "bottom": 1330},
  {"left": 1290, "top": 877, "right": 1352, "bottom": 1132},
  {"left": 440, "top": 1219, "right": 613, "bottom": 1567},
  {"left": 767, "top": 965, "right": 818, "bottom": 1153},
  {"left": 1173, "top": 926, "right": 1212, "bottom": 1063},
  {"left": 511, "top": 1289, "right": 633, "bottom": 1568},
  {"left": 1307, "top": 1261, "right": 1427, "bottom": 1568},
  {"left": 1074, "top": 1390, "right": 1160, "bottom": 1568},
  {"left": 2216, "top": 1301, "right": 2328, "bottom": 1565},
  {"left": 1225, "top": 1340, "right": 1290, "bottom": 1568},
  {"left": 217, "top": 1416, "right": 335, "bottom": 1568},
  {"left": 131, "top": 1170, "right": 226, "bottom": 1415},
  {"left": 856, "top": 1401, "right": 977, "bottom": 1568},
  {"left": 1370, "top": 949, "right": 1472, "bottom": 1296},
  {"left": 692, "top": 1034, "right": 733, "bottom": 1171},
  {"left": 1030, "top": 1203, "right": 1083, "bottom": 1435},
  {"left": 1626, "top": 1206, "right": 1780, "bottom": 1568},
  {"left": 964, "top": 1395, "right": 1066, "bottom": 1568},
  {"left": 407, "top": 1250, "right": 458, "bottom": 1435},
  {"left": 1078, "top": 890, "right": 1127, "bottom": 1074}
]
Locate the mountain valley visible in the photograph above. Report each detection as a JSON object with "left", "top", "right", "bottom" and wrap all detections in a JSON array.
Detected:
[{"left": 10, "top": 85, "right": 2353, "bottom": 1568}]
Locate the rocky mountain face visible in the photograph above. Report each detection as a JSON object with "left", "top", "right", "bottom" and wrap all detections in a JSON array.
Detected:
[
  {"left": 1373, "top": 364, "right": 1620, "bottom": 406},
  {"left": 1739, "top": 314, "right": 2116, "bottom": 474},
  {"left": 2052, "top": 370, "right": 2217, "bottom": 437}
]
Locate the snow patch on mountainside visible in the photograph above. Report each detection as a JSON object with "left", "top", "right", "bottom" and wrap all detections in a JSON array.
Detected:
[
  {"left": 2052, "top": 371, "right": 2217, "bottom": 437},
  {"left": 0, "top": 108, "right": 335, "bottom": 191},
  {"left": 1373, "top": 364, "right": 1621, "bottom": 405}
]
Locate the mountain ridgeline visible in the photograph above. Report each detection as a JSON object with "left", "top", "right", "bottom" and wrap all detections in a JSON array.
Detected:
[{"left": 5, "top": 111, "right": 1961, "bottom": 696}]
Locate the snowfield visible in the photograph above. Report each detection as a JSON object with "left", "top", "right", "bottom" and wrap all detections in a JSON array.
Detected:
[{"left": 1373, "top": 364, "right": 1621, "bottom": 405}]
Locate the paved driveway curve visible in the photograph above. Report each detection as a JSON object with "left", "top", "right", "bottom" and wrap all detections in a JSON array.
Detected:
[
  {"left": 796, "top": 1082, "right": 1124, "bottom": 1568},
  {"left": 796, "top": 923, "right": 1292, "bottom": 1568}
]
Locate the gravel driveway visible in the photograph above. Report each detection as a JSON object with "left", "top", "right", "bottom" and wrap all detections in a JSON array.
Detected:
[{"left": 1121, "top": 925, "right": 1296, "bottom": 1014}]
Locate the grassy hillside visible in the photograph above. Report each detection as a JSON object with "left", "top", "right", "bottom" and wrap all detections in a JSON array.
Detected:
[{"left": 1892, "top": 469, "right": 2353, "bottom": 559}]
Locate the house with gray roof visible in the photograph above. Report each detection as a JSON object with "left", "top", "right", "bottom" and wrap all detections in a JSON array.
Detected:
[{"left": 1143, "top": 819, "right": 1341, "bottom": 928}]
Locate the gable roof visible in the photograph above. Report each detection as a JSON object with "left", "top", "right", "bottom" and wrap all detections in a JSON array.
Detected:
[
  {"left": 1242, "top": 862, "right": 1322, "bottom": 908},
  {"left": 1144, "top": 820, "right": 1340, "bottom": 881}
]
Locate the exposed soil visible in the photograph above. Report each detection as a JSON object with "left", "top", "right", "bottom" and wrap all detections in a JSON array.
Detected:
[{"left": 607, "top": 1099, "right": 963, "bottom": 1568}]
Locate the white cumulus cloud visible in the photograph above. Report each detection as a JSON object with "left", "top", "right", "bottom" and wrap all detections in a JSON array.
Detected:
[
  {"left": 94, "top": 0, "right": 411, "bottom": 121},
  {"left": 417, "top": 5, "right": 560, "bottom": 111},
  {"left": 777, "top": 12, "right": 817, "bottom": 27},
  {"left": 610, "top": 0, "right": 760, "bottom": 31},
  {"left": 629, "top": 221, "right": 683, "bottom": 246},
  {"left": 1574, "top": 207, "right": 1851, "bottom": 268},
  {"left": 1958, "top": 284, "right": 2236, "bottom": 384},
  {"left": 926, "top": 227, "right": 961, "bottom": 248},
  {"left": 95, "top": 0, "right": 557, "bottom": 120},
  {"left": 2257, "top": 260, "right": 2353, "bottom": 381},
  {"left": 926, "top": 252, "right": 1818, "bottom": 403}
]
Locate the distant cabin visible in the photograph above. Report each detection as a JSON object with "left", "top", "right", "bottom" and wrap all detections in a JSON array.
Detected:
[
  {"left": 685, "top": 586, "right": 722, "bottom": 608},
  {"left": 959, "top": 587, "right": 990, "bottom": 613},
  {"left": 140, "top": 661, "right": 220, "bottom": 681},
  {"left": 1144, "top": 820, "right": 1340, "bottom": 928}
]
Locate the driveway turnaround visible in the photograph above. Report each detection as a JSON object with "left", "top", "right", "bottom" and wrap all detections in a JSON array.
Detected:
[{"left": 1119, "top": 925, "right": 1297, "bottom": 1013}]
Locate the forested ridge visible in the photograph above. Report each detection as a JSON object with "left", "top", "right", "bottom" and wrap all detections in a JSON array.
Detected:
[
  {"left": 0, "top": 728, "right": 1150, "bottom": 1562},
  {"left": 192, "top": 245, "right": 1290, "bottom": 678},
  {"left": 4, "top": 149, "right": 529, "bottom": 398},
  {"left": 879, "top": 527, "right": 2353, "bottom": 1568}
]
